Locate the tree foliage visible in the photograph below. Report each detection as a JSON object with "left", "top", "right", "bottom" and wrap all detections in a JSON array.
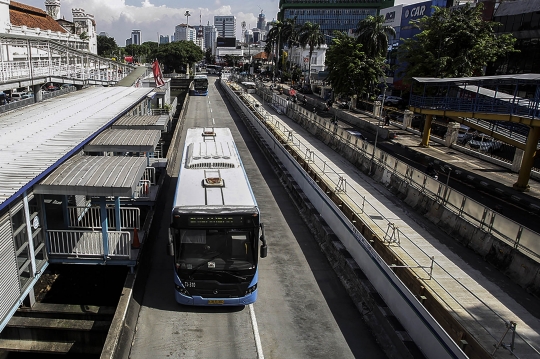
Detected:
[
  {"left": 97, "top": 35, "right": 117, "bottom": 56},
  {"left": 148, "top": 41, "right": 204, "bottom": 73},
  {"left": 398, "top": 4, "right": 517, "bottom": 82},
  {"left": 325, "top": 31, "right": 386, "bottom": 98},
  {"left": 354, "top": 15, "right": 396, "bottom": 58}
]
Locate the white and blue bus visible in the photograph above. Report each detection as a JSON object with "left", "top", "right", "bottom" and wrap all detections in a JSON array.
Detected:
[
  {"left": 190, "top": 74, "right": 209, "bottom": 96},
  {"left": 169, "top": 127, "right": 268, "bottom": 306}
]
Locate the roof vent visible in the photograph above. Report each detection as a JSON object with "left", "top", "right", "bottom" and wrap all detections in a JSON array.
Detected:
[
  {"left": 203, "top": 170, "right": 224, "bottom": 187},
  {"left": 202, "top": 128, "right": 216, "bottom": 136}
]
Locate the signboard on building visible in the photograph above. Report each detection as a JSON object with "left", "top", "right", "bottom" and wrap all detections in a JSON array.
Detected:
[
  {"left": 380, "top": 5, "right": 403, "bottom": 28},
  {"left": 216, "top": 37, "right": 236, "bottom": 47}
]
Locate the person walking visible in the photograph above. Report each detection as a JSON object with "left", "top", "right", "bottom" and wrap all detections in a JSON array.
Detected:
[{"left": 384, "top": 114, "right": 390, "bottom": 126}]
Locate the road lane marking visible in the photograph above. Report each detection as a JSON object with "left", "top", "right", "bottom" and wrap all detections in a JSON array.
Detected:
[{"left": 249, "top": 304, "right": 264, "bottom": 359}]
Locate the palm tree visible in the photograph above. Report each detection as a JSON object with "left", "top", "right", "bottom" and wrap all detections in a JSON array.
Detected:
[
  {"left": 282, "top": 18, "right": 300, "bottom": 73},
  {"left": 354, "top": 15, "right": 396, "bottom": 58},
  {"left": 266, "top": 20, "right": 290, "bottom": 80},
  {"left": 298, "top": 22, "right": 324, "bottom": 84}
]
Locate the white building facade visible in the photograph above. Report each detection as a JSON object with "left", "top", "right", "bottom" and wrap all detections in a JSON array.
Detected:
[
  {"left": 174, "top": 24, "right": 196, "bottom": 42},
  {"left": 213, "top": 15, "right": 236, "bottom": 38}
]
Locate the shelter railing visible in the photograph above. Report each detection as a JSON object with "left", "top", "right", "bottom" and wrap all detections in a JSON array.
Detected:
[{"left": 47, "top": 230, "right": 131, "bottom": 258}]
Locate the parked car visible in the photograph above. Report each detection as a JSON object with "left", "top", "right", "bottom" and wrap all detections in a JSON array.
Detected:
[
  {"left": 377, "top": 95, "right": 403, "bottom": 106},
  {"left": 346, "top": 129, "right": 366, "bottom": 140},
  {"left": 10, "top": 92, "right": 28, "bottom": 101},
  {"left": 457, "top": 125, "right": 475, "bottom": 145},
  {"left": 467, "top": 134, "right": 502, "bottom": 152}
]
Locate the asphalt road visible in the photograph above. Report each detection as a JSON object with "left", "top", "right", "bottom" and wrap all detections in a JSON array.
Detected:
[{"left": 127, "top": 77, "right": 388, "bottom": 359}]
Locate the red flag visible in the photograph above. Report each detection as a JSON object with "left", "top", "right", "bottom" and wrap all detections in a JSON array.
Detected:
[{"left": 152, "top": 59, "right": 164, "bottom": 87}]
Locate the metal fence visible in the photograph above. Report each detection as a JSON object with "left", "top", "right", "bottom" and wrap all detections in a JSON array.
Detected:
[
  {"left": 67, "top": 206, "right": 140, "bottom": 230},
  {"left": 48, "top": 230, "right": 131, "bottom": 258}
]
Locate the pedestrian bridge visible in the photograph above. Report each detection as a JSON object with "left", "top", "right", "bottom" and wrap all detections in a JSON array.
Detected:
[
  {"left": 0, "top": 34, "right": 133, "bottom": 92},
  {"left": 409, "top": 74, "right": 540, "bottom": 191}
]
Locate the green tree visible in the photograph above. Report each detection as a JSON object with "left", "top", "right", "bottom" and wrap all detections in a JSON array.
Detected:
[
  {"left": 325, "top": 31, "right": 386, "bottom": 99},
  {"left": 298, "top": 22, "right": 325, "bottom": 83},
  {"left": 354, "top": 15, "right": 396, "bottom": 58},
  {"left": 398, "top": 4, "right": 516, "bottom": 82},
  {"left": 97, "top": 35, "right": 117, "bottom": 57},
  {"left": 204, "top": 48, "right": 215, "bottom": 64},
  {"left": 154, "top": 41, "right": 204, "bottom": 73},
  {"left": 266, "top": 21, "right": 283, "bottom": 76}
]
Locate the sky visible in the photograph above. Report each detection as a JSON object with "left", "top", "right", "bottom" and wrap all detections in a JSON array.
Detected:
[{"left": 21, "top": 0, "right": 422, "bottom": 46}]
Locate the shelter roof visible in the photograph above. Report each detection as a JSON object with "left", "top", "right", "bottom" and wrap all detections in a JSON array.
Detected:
[
  {"left": 83, "top": 129, "right": 161, "bottom": 153},
  {"left": 412, "top": 73, "right": 540, "bottom": 84},
  {"left": 34, "top": 155, "right": 147, "bottom": 197},
  {"left": 494, "top": 0, "right": 540, "bottom": 16},
  {"left": 0, "top": 86, "right": 153, "bottom": 210},
  {"left": 10, "top": 1, "right": 67, "bottom": 33},
  {"left": 112, "top": 115, "right": 169, "bottom": 131}
]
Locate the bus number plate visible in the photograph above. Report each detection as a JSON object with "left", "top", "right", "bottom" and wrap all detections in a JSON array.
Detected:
[
  {"left": 208, "top": 300, "right": 224, "bottom": 305},
  {"left": 185, "top": 282, "right": 196, "bottom": 288}
]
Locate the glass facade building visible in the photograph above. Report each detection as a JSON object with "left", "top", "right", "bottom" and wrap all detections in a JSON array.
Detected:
[
  {"left": 487, "top": 0, "right": 540, "bottom": 75},
  {"left": 279, "top": 0, "right": 394, "bottom": 41}
]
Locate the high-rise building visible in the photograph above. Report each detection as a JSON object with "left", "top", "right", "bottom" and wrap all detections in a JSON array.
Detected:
[
  {"left": 131, "top": 30, "right": 141, "bottom": 45},
  {"left": 174, "top": 24, "right": 196, "bottom": 42},
  {"left": 278, "top": 0, "right": 392, "bottom": 42},
  {"left": 257, "top": 11, "right": 266, "bottom": 30},
  {"left": 159, "top": 35, "right": 169, "bottom": 44},
  {"left": 214, "top": 15, "right": 236, "bottom": 38},
  {"left": 203, "top": 22, "right": 218, "bottom": 54}
]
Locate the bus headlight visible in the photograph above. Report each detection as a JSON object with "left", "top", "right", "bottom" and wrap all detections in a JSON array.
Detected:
[
  {"left": 175, "top": 284, "right": 191, "bottom": 296},
  {"left": 245, "top": 284, "right": 257, "bottom": 295}
]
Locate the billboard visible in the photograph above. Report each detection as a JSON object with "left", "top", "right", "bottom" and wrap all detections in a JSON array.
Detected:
[{"left": 216, "top": 37, "right": 236, "bottom": 47}]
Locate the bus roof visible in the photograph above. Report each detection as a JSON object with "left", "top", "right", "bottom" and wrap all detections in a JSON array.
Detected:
[{"left": 173, "top": 128, "right": 258, "bottom": 214}]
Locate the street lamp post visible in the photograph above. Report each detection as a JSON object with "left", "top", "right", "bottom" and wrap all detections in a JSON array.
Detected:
[
  {"left": 370, "top": 87, "right": 386, "bottom": 174},
  {"left": 443, "top": 165, "right": 452, "bottom": 202},
  {"left": 184, "top": 11, "right": 191, "bottom": 39}
]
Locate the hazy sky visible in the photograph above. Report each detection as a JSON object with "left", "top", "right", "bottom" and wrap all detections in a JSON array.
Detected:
[{"left": 21, "top": 0, "right": 423, "bottom": 45}]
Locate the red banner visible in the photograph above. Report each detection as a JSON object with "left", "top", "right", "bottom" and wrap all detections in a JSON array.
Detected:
[{"left": 152, "top": 59, "right": 164, "bottom": 87}]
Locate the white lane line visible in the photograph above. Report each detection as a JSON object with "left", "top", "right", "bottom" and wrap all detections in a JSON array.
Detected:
[{"left": 249, "top": 303, "right": 264, "bottom": 359}]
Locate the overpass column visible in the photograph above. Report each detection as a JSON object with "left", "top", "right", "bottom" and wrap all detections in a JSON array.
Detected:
[
  {"left": 420, "top": 114, "right": 433, "bottom": 147},
  {"left": 513, "top": 126, "right": 540, "bottom": 191},
  {"left": 32, "top": 84, "right": 42, "bottom": 103},
  {"left": 402, "top": 110, "right": 413, "bottom": 130}
]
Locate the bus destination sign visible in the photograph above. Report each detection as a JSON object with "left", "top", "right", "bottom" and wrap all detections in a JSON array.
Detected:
[{"left": 188, "top": 216, "right": 244, "bottom": 227}]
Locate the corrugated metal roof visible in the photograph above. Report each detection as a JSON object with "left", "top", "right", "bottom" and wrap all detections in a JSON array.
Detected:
[
  {"left": 494, "top": 0, "right": 540, "bottom": 17},
  {"left": 413, "top": 73, "right": 540, "bottom": 83},
  {"left": 84, "top": 129, "right": 161, "bottom": 152},
  {"left": 0, "top": 86, "right": 153, "bottom": 210},
  {"left": 34, "top": 155, "right": 147, "bottom": 197},
  {"left": 112, "top": 115, "right": 169, "bottom": 131}
]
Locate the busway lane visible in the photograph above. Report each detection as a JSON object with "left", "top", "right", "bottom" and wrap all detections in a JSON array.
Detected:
[
  {"left": 242, "top": 90, "right": 540, "bottom": 359},
  {"left": 127, "top": 77, "right": 388, "bottom": 359}
]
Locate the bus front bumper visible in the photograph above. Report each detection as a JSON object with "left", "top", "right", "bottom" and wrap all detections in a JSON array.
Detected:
[{"left": 174, "top": 290, "right": 257, "bottom": 306}]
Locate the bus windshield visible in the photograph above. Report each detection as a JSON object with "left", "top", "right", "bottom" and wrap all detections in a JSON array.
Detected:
[
  {"left": 176, "top": 229, "right": 256, "bottom": 273},
  {"left": 193, "top": 77, "right": 208, "bottom": 90}
]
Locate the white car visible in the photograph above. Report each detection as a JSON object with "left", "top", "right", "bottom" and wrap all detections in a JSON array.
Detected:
[
  {"left": 377, "top": 95, "right": 403, "bottom": 106},
  {"left": 346, "top": 130, "right": 366, "bottom": 140}
]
